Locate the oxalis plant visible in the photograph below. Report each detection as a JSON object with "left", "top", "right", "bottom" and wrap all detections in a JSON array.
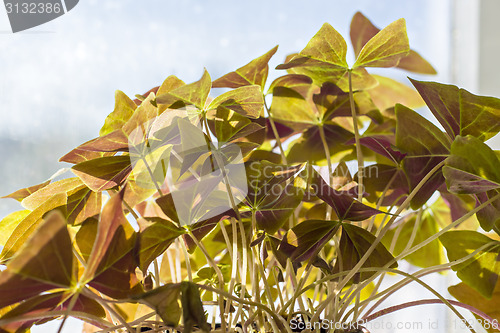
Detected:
[{"left": 1, "top": 11, "right": 500, "bottom": 333}]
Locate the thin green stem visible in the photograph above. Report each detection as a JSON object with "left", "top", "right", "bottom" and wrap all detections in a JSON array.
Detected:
[
  {"left": 264, "top": 98, "right": 287, "bottom": 164},
  {"left": 348, "top": 69, "right": 364, "bottom": 202},
  {"left": 318, "top": 124, "right": 334, "bottom": 220},
  {"left": 310, "top": 160, "right": 445, "bottom": 324}
]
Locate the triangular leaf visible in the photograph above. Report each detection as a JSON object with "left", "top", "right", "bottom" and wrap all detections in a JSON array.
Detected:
[
  {"left": 212, "top": 45, "right": 278, "bottom": 89},
  {"left": 353, "top": 18, "right": 409, "bottom": 68},
  {"left": 99, "top": 90, "right": 137, "bottom": 136},
  {"left": 396, "top": 104, "right": 450, "bottom": 208},
  {"left": 156, "top": 69, "right": 211, "bottom": 110},
  {"left": 135, "top": 217, "right": 186, "bottom": 272},
  {"left": 444, "top": 135, "right": 500, "bottom": 195},
  {"left": 334, "top": 223, "right": 397, "bottom": 283},
  {"left": 0, "top": 211, "right": 75, "bottom": 308},
  {"left": 208, "top": 85, "right": 264, "bottom": 119},
  {"left": 286, "top": 219, "right": 340, "bottom": 262},
  {"left": 276, "top": 23, "right": 349, "bottom": 87},
  {"left": 440, "top": 230, "right": 500, "bottom": 298},
  {"left": 350, "top": 12, "right": 435, "bottom": 74},
  {"left": 132, "top": 284, "right": 182, "bottom": 327},
  {"left": 1, "top": 193, "right": 67, "bottom": 261},
  {"left": 71, "top": 155, "right": 132, "bottom": 192}
]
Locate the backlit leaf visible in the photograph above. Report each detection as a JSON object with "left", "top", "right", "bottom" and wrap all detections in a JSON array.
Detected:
[
  {"left": 0, "top": 210, "right": 30, "bottom": 247},
  {"left": 444, "top": 135, "right": 500, "bottom": 195},
  {"left": 212, "top": 45, "right": 278, "bottom": 89},
  {"left": 410, "top": 79, "right": 500, "bottom": 141},
  {"left": 396, "top": 104, "right": 450, "bottom": 208},
  {"left": 1, "top": 193, "right": 67, "bottom": 261},
  {"left": 100, "top": 90, "right": 137, "bottom": 136},
  {"left": 383, "top": 211, "right": 444, "bottom": 268},
  {"left": 72, "top": 155, "right": 132, "bottom": 192},
  {"left": 287, "top": 124, "right": 353, "bottom": 163},
  {"left": 132, "top": 284, "right": 182, "bottom": 327},
  {"left": 353, "top": 18, "right": 409, "bottom": 68},
  {"left": 367, "top": 75, "right": 425, "bottom": 111},
  {"left": 449, "top": 281, "right": 500, "bottom": 329},
  {"left": 156, "top": 69, "right": 211, "bottom": 110},
  {"left": 334, "top": 223, "right": 396, "bottom": 283},
  {"left": 350, "top": 12, "right": 436, "bottom": 74},
  {"left": 135, "top": 217, "right": 186, "bottom": 272},
  {"left": 208, "top": 85, "right": 264, "bottom": 119},
  {"left": 440, "top": 230, "right": 500, "bottom": 298},
  {"left": 276, "top": 23, "right": 348, "bottom": 87},
  {"left": 285, "top": 219, "right": 340, "bottom": 262},
  {"left": 21, "top": 177, "right": 83, "bottom": 210},
  {"left": 82, "top": 191, "right": 138, "bottom": 293},
  {"left": 0, "top": 211, "right": 75, "bottom": 308},
  {"left": 1, "top": 180, "right": 50, "bottom": 202}
]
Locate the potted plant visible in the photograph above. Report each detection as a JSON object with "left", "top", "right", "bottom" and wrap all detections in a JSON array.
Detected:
[{"left": 1, "top": 11, "right": 499, "bottom": 333}]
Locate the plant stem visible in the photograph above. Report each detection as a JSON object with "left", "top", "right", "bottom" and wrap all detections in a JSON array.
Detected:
[
  {"left": 310, "top": 160, "right": 445, "bottom": 324},
  {"left": 82, "top": 289, "right": 134, "bottom": 333},
  {"left": 360, "top": 299, "right": 492, "bottom": 331},
  {"left": 264, "top": 98, "right": 287, "bottom": 164},
  {"left": 197, "top": 284, "right": 293, "bottom": 333},
  {"left": 348, "top": 69, "right": 364, "bottom": 202},
  {"left": 187, "top": 231, "right": 227, "bottom": 332},
  {"left": 318, "top": 124, "right": 334, "bottom": 220}
]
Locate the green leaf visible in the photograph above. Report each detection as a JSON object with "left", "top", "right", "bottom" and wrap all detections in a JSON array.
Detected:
[
  {"left": 156, "top": 69, "right": 211, "bottom": 110},
  {"left": 350, "top": 12, "right": 436, "bottom": 74},
  {"left": 397, "top": 50, "right": 437, "bottom": 74},
  {"left": 287, "top": 124, "right": 353, "bottom": 163},
  {"left": 269, "top": 79, "right": 318, "bottom": 127},
  {"left": 460, "top": 89, "right": 500, "bottom": 141},
  {"left": 396, "top": 104, "right": 450, "bottom": 208},
  {"left": 367, "top": 75, "right": 425, "bottom": 111},
  {"left": 286, "top": 219, "right": 340, "bottom": 262},
  {"left": 0, "top": 210, "right": 30, "bottom": 247},
  {"left": 82, "top": 191, "right": 141, "bottom": 299},
  {"left": 244, "top": 162, "right": 303, "bottom": 233},
  {"left": 307, "top": 169, "right": 383, "bottom": 221},
  {"left": 444, "top": 135, "right": 500, "bottom": 195},
  {"left": 135, "top": 217, "right": 186, "bottom": 272},
  {"left": 410, "top": 79, "right": 500, "bottom": 141},
  {"left": 71, "top": 155, "right": 132, "bottom": 192},
  {"left": 0, "top": 211, "right": 75, "bottom": 309},
  {"left": 1, "top": 180, "right": 50, "bottom": 202},
  {"left": 207, "top": 106, "right": 264, "bottom": 143},
  {"left": 334, "top": 223, "right": 397, "bottom": 283},
  {"left": 212, "top": 45, "right": 278, "bottom": 89},
  {"left": 409, "top": 79, "right": 461, "bottom": 139},
  {"left": 208, "top": 85, "right": 264, "bottom": 119},
  {"left": 449, "top": 281, "right": 500, "bottom": 328},
  {"left": 353, "top": 18, "right": 410, "bottom": 68},
  {"left": 132, "top": 284, "right": 182, "bottom": 327},
  {"left": 100, "top": 90, "right": 137, "bottom": 136},
  {"left": 350, "top": 11, "right": 380, "bottom": 58},
  {"left": 66, "top": 187, "right": 102, "bottom": 225},
  {"left": 21, "top": 177, "right": 84, "bottom": 210},
  {"left": 382, "top": 211, "right": 444, "bottom": 268},
  {"left": 276, "top": 23, "right": 349, "bottom": 87},
  {"left": 122, "top": 92, "right": 159, "bottom": 135},
  {"left": 181, "top": 282, "right": 210, "bottom": 333},
  {"left": 440, "top": 230, "right": 500, "bottom": 298},
  {"left": 1, "top": 193, "right": 67, "bottom": 261},
  {"left": 157, "top": 75, "right": 185, "bottom": 96},
  {"left": 298, "top": 23, "right": 348, "bottom": 68}
]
